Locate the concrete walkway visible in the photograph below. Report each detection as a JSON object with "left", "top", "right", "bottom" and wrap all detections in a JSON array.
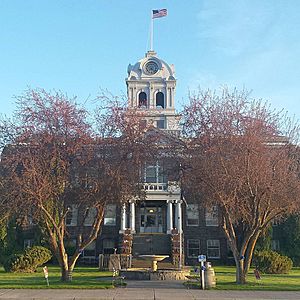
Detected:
[{"left": 1, "top": 281, "right": 300, "bottom": 300}]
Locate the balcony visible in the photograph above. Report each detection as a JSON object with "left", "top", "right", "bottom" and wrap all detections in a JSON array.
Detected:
[
  {"left": 143, "top": 183, "right": 167, "bottom": 192},
  {"left": 142, "top": 182, "right": 181, "bottom": 194}
]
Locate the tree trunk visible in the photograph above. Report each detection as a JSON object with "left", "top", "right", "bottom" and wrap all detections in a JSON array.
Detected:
[
  {"left": 56, "top": 251, "right": 80, "bottom": 282},
  {"left": 58, "top": 243, "right": 72, "bottom": 282},
  {"left": 68, "top": 253, "right": 81, "bottom": 275},
  {"left": 60, "top": 251, "right": 80, "bottom": 282},
  {"left": 244, "top": 231, "right": 260, "bottom": 275},
  {"left": 236, "top": 258, "right": 247, "bottom": 284},
  {"left": 61, "top": 267, "right": 73, "bottom": 282}
]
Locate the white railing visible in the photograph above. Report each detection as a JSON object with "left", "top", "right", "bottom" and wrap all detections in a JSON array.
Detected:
[{"left": 143, "top": 183, "right": 168, "bottom": 191}]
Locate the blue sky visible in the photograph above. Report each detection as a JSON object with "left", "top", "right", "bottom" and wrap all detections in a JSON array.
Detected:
[{"left": 1, "top": 0, "right": 300, "bottom": 118}]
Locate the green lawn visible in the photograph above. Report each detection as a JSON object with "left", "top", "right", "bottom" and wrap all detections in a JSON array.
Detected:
[
  {"left": 1, "top": 265, "right": 300, "bottom": 290},
  {"left": 212, "top": 266, "right": 300, "bottom": 291},
  {"left": 0, "top": 265, "right": 113, "bottom": 289}
]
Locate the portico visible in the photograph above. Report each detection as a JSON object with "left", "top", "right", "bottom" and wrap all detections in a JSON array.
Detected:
[{"left": 120, "top": 183, "right": 182, "bottom": 234}]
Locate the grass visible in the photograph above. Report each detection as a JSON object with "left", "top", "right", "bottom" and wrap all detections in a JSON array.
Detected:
[
  {"left": 0, "top": 265, "right": 113, "bottom": 289},
  {"left": 1, "top": 265, "right": 300, "bottom": 290},
  {"left": 187, "top": 266, "right": 300, "bottom": 291}
]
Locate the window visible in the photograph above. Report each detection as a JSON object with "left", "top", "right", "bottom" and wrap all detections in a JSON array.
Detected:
[
  {"left": 73, "top": 171, "right": 80, "bottom": 186},
  {"left": 207, "top": 240, "right": 220, "bottom": 259},
  {"left": 156, "top": 92, "right": 165, "bottom": 108},
  {"left": 104, "top": 204, "right": 116, "bottom": 226},
  {"left": 84, "top": 207, "right": 97, "bottom": 226},
  {"left": 146, "top": 165, "right": 156, "bottom": 182},
  {"left": 145, "top": 163, "right": 166, "bottom": 183},
  {"left": 102, "top": 239, "right": 115, "bottom": 254},
  {"left": 66, "top": 205, "right": 78, "bottom": 226},
  {"left": 186, "top": 204, "right": 199, "bottom": 226},
  {"left": 24, "top": 239, "right": 34, "bottom": 249},
  {"left": 138, "top": 92, "right": 147, "bottom": 107},
  {"left": 156, "top": 120, "right": 165, "bottom": 129},
  {"left": 84, "top": 171, "right": 96, "bottom": 189},
  {"left": 187, "top": 239, "right": 200, "bottom": 258},
  {"left": 271, "top": 240, "right": 280, "bottom": 251},
  {"left": 205, "top": 206, "right": 218, "bottom": 226},
  {"left": 82, "top": 241, "right": 96, "bottom": 257}
]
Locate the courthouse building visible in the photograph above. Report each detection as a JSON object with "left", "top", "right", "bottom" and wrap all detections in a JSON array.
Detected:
[
  {"left": 19, "top": 50, "right": 229, "bottom": 266},
  {"left": 67, "top": 50, "right": 229, "bottom": 266},
  {"left": 18, "top": 49, "right": 287, "bottom": 267}
]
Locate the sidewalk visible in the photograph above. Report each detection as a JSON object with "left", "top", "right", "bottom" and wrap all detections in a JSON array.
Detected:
[{"left": 1, "top": 281, "right": 300, "bottom": 300}]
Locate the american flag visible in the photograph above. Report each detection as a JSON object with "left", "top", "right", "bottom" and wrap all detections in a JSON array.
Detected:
[{"left": 152, "top": 9, "right": 167, "bottom": 19}]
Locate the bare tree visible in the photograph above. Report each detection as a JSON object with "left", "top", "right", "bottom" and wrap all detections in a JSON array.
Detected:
[
  {"left": 181, "top": 88, "right": 300, "bottom": 284},
  {"left": 1, "top": 88, "right": 148, "bottom": 281}
]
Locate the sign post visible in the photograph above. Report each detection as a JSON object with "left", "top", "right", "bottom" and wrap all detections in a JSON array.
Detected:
[
  {"left": 43, "top": 266, "right": 49, "bottom": 287},
  {"left": 198, "top": 255, "right": 206, "bottom": 290}
]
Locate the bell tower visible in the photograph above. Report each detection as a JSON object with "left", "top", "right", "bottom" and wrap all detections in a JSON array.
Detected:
[{"left": 126, "top": 51, "right": 180, "bottom": 131}]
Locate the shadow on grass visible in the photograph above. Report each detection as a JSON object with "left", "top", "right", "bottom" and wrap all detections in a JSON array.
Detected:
[
  {"left": 215, "top": 280, "right": 300, "bottom": 291},
  {"left": 0, "top": 266, "right": 113, "bottom": 289}
]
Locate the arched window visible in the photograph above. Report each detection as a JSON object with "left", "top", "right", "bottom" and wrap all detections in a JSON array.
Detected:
[
  {"left": 138, "top": 92, "right": 147, "bottom": 107},
  {"left": 156, "top": 92, "right": 164, "bottom": 108}
]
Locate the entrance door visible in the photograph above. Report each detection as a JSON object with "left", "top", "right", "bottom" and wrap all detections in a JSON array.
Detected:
[{"left": 140, "top": 207, "right": 163, "bottom": 233}]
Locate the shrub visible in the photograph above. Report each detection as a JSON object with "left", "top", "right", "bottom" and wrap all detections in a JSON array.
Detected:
[
  {"left": 3, "top": 246, "right": 52, "bottom": 273},
  {"left": 254, "top": 250, "right": 293, "bottom": 274},
  {"left": 25, "top": 246, "right": 52, "bottom": 267},
  {"left": 3, "top": 253, "right": 27, "bottom": 272}
]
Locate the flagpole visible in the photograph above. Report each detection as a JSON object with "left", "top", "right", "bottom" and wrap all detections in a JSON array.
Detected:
[{"left": 150, "top": 10, "right": 153, "bottom": 51}]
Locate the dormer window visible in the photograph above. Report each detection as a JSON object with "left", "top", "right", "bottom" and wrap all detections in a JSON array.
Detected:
[
  {"left": 139, "top": 92, "right": 147, "bottom": 107},
  {"left": 156, "top": 92, "right": 165, "bottom": 108}
]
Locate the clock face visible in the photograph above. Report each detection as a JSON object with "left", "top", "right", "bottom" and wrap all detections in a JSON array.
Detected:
[{"left": 144, "top": 61, "right": 159, "bottom": 75}]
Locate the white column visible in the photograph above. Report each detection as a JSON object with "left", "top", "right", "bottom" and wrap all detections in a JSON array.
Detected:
[
  {"left": 129, "top": 201, "right": 136, "bottom": 233},
  {"left": 167, "top": 200, "right": 173, "bottom": 234},
  {"left": 175, "top": 200, "right": 183, "bottom": 233},
  {"left": 121, "top": 203, "right": 127, "bottom": 232},
  {"left": 175, "top": 199, "right": 183, "bottom": 269}
]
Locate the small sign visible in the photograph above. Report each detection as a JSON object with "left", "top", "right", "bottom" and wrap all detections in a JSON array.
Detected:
[
  {"left": 254, "top": 268, "right": 261, "bottom": 280},
  {"left": 43, "top": 266, "right": 49, "bottom": 286},
  {"left": 198, "top": 255, "right": 206, "bottom": 262},
  {"left": 43, "top": 266, "right": 48, "bottom": 278}
]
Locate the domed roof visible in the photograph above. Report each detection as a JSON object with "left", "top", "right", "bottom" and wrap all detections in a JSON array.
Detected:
[{"left": 127, "top": 51, "right": 175, "bottom": 81}]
